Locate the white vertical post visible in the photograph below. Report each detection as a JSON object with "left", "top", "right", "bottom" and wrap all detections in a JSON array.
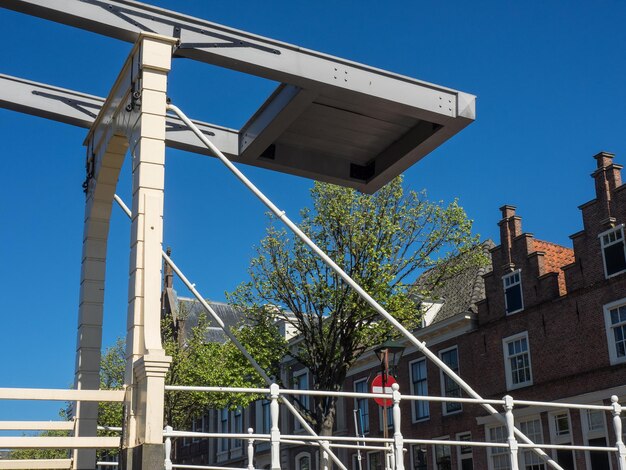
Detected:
[
  {"left": 611, "top": 395, "right": 626, "bottom": 470},
  {"left": 122, "top": 33, "right": 176, "bottom": 469},
  {"left": 247, "top": 427, "right": 255, "bottom": 470},
  {"left": 391, "top": 383, "right": 404, "bottom": 470},
  {"left": 504, "top": 395, "right": 519, "bottom": 470},
  {"left": 164, "top": 426, "right": 173, "bottom": 470},
  {"left": 270, "top": 384, "right": 281, "bottom": 470},
  {"left": 321, "top": 441, "right": 330, "bottom": 470}
]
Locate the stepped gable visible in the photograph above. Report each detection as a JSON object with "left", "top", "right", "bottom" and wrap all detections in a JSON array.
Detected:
[{"left": 532, "top": 239, "right": 575, "bottom": 295}]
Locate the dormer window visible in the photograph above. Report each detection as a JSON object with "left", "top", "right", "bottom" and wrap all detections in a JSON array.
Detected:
[
  {"left": 600, "top": 225, "right": 626, "bottom": 278},
  {"left": 503, "top": 270, "right": 523, "bottom": 314}
]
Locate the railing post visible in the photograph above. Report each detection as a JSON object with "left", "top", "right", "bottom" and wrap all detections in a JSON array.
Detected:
[
  {"left": 164, "top": 426, "right": 173, "bottom": 470},
  {"left": 391, "top": 383, "right": 404, "bottom": 470},
  {"left": 270, "top": 383, "right": 281, "bottom": 470},
  {"left": 504, "top": 395, "right": 519, "bottom": 470},
  {"left": 247, "top": 427, "right": 255, "bottom": 470},
  {"left": 611, "top": 395, "right": 626, "bottom": 470}
]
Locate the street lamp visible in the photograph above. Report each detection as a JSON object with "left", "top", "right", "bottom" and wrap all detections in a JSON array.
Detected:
[
  {"left": 374, "top": 338, "right": 406, "bottom": 378},
  {"left": 373, "top": 337, "right": 406, "bottom": 470}
]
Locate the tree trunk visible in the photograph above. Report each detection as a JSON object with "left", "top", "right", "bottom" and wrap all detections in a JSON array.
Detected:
[{"left": 317, "top": 399, "right": 337, "bottom": 470}]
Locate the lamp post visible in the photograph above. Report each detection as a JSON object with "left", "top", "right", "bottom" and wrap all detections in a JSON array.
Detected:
[{"left": 374, "top": 338, "right": 405, "bottom": 470}]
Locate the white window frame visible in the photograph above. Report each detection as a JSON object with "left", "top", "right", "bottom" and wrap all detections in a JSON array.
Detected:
[
  {"left": 409, "top": 357, "right": 429, "bottom": 422},
  {"left": 599, "top": 224, "right": 626, "bottom": 279},
  {"left": 503, "top": 331, "right": 533, "bottom": 390},
  {"left": 232, "top": 407, "right": 243, "bottom": 449},
  {"left": 295, "top": 451, "right": 312, "bottom": 470},
  {"left": 378, "top": 401, "right": 394, "bottom": 432},
  {"left": 354, "top": 378, "right": 370, "bottom": 435},
  {"left": 604, "top": 298, "right": 626, "bottom": 365},
  {"left": 503, "top": 269, "right": 524, "bottom": 315},
  {"left": 432, "top": 436, "right": 451, "bottom": 470},
  {"left": 581, "top": 405, "right": 611, "bottom": 470},
  {"left": 367, "top": 449, "right": 383, "bottom": 470},
  {"left": 439, "top": 346, "right": 462, "bottom": 415},
  {"left": 486, "top": 424, "right": 510, "bottom": 470},
  {"left": 411, "top": 444, "right": 428, "bottom": 470},
  {"left": 455, "top": 432, "right": 472, "bottom": 470},
  {"left": 293, "top": 370, "right": 309, "bottom": 431},
  {"left": 548, "top": 411, "right": 576, "bottom": 470},
  {"left": 518, "top": 416, "right": 545, "bottom": 470},
  {"left": 218, "top": 407, "right": 229, "bottom": 454}
]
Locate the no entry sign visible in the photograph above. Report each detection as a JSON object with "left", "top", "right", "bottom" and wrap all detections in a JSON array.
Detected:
[{"left": 371, "top": 373, "right": 397, "bottom": 407}]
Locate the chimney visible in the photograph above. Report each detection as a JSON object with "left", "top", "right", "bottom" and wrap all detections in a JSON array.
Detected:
[
  {"left": 592, "top": 151, "right": 622, "bottom": 222},
  {"left": 499, "top": 205, "right": 522, "bottom": 268}
]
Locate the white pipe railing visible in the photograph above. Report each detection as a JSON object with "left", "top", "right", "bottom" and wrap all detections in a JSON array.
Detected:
[
  {"left": 163, "top": 383, "right": 626, "bottom": 470},
  {"left": 165, "top": 102, "right": 562, "bottom": 470}
]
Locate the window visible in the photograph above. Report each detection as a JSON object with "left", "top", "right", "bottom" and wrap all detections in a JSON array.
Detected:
[
  {"left": 354, "top": 379, "right": 370, "bottom": 434},
  {"left": 294, "top": 371, "right": 309, "bottom": 430},
  {"left": 586, "top": 409, "right": 605, "bottom": 433},
  {"left": 192, "top": 415, "right": 204, "bottom": 443},
  {"left": 439, "top": 346, "right": 462, "bottom": 414},
  {"left": 604, "top": 298, "right": 626, "bottom": 364},
  {"left": 456, "top": 432, "right": 473, "bottom": 470},
  {"left": 519, "top": 418, "right": 545, "bottom": 470},
  {"left": 503, "top": 332, "right": 533, "bottom": 390},
  {"left": 487, "top": 425, "right": 510, "bottom": 470},
  {"left": 367, "top": 450, "right": 383, "bottom": 470},
  {"left": 411, "top": 444, "right": 428, "bottom": 470},
  {"left": 503, "top": 270, "right": 523, "bottom": 314},
  {"left": 600, "top": 225, "right": 626, "bottom": 277},
  {"left": 410, "top": 358, "right": 429, "bottom": 421},
  {"left": 433, "top": 438, "right": 451, "bottom": 470},
  {"left": 379, "top": 403, "right": 393, "bottom": 431},
  {"left": 296, "top": 452, "right": 311, "bottom": 470},
  {"left": 548, "top": 412, "right": 575, "bottom": 470},
  {"left": 352, "top": 452, "right": 364, "bottom": 470},
  {"left": 582, "top": 407, "right": 610, "bottom": 470},
  {"left": 261, "top": 399, "right": 271, "bottom": 433},
  {"left": 219, "top": 408, "right": 229, "bottom": 453},
  {"left": 233, "top": 407, "right": 243, "bottom": 449}
]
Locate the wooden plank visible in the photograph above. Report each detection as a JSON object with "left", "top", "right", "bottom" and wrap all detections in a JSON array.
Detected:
[
  {"left": 0, "top": 436, "right": 120, "bottom": 448},
  {"left": 0, "top": 459, "right": 72, "bottom": 469},
  {"left": 0, "top": 388, "right": 124, "bottom": 402},
  {"left": 0, "top": 421, "right": 74, "bottom": 431}
]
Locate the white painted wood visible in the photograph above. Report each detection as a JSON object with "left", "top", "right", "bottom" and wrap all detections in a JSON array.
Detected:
[
  {"left": 0, "top": 459, "right": 72, "bottom": 469},
  {"left": 0, "top": 388, "right": 124, "bottom": 402},
  {"left": 0, "top": 421, "right": 74, "bottom": 431},
  {"left": 0, "top": 436, "right": 119, "bottom": 448}
]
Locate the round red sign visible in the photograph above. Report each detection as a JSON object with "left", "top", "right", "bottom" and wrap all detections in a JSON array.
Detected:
[{"left": 370, "top": 373, "right": 397, "bottom": 407}]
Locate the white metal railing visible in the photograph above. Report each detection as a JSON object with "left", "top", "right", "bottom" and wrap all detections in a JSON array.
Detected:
[
  {"left": 165, "top": 102, "right": 563, "bottom": 470},
  {"left": 163, "top": 383, "right": 626, "bottom": 470}
]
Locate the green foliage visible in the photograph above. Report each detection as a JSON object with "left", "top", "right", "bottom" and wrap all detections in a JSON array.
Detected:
[
  {"left": 162, "top": 306, "right": 286, "bottom": 430},
  {"left": 8, "top": 427, "right": 70, "bottom": 460},
  {"left": 97, "top": 338, "right": 125, "bottom": 461},
  {"left": 230, "top": 176, "right": 486, "bottom": 433}
]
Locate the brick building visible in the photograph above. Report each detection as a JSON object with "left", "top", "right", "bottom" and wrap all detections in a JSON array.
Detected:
[{"left": 171, "top": 152, "right": 626, "bottom": 470}]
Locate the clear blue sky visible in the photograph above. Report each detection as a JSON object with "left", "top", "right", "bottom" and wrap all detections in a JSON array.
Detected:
[{"left": 1, "top": 1, "right": 625, "bottom": 422}]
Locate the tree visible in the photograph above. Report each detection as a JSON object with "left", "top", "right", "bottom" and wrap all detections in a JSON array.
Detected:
[
  {"left": 230, "top": 176, "right": 486, "bottom": 436},
  {"left": 162, "top": 306, "right": 286, "bottom": 430}
]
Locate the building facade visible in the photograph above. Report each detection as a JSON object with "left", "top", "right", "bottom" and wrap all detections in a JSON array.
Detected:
[{"left": 174, "top": 152, "right": 626, "bottom": 470}]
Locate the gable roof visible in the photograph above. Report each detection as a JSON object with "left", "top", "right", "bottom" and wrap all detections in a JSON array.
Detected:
[
  {"left": 178, "top": 297, "right": 247, "bottom": 344},
  {"left": 413, "top": 241, "right": 494, "bottom": 324}
]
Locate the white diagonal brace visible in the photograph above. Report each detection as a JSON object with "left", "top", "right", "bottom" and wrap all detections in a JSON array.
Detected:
[{"left": 167, "top": 102, "right": 564, "bottom": 470}]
